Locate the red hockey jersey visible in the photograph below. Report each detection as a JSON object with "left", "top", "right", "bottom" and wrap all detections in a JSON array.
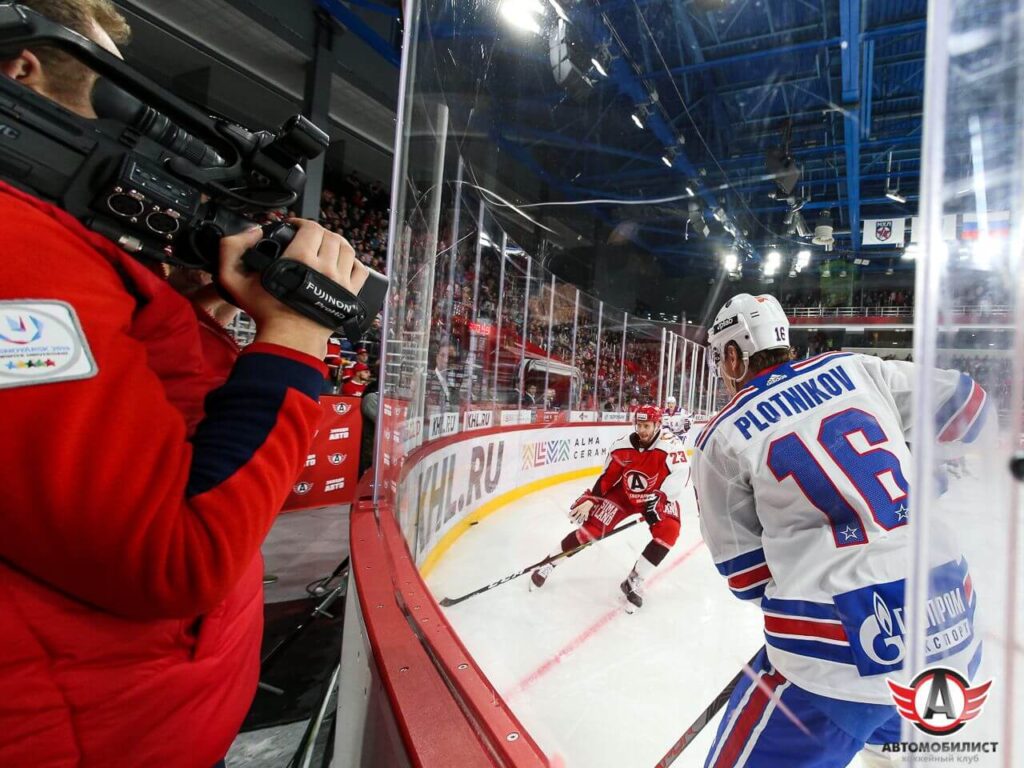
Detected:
[{"left": 593, "top": 428, "right": 690, "bottom": 511}]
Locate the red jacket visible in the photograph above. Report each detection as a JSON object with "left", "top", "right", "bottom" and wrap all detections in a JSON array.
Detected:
[
  {"left": 341, "top": 378, "right": 367, "bottom": 397},
  {"left": 0, "top": 182, "right": 326, "bottom": 767}
]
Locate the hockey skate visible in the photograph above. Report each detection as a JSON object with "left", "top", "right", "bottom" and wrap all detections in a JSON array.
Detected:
[
  {"left": 530, "top": 563, "right": 554, "bottom": 590},
  {"left": 620, "top": 568, "right": 644, "bottom": 612}
]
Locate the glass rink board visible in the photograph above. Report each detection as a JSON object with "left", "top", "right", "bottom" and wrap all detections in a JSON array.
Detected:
[{"left": 335, "top": 1, "right": 1024, "bottom": 767}]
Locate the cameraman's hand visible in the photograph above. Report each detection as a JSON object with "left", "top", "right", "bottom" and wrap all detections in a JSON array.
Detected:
[{"left": 219, "top": 220, "right": 369, "bottom": 359}]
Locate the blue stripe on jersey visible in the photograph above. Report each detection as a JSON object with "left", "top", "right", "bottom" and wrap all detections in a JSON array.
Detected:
[
  {"left": 695, "top": 352, "right": 854, "bottom": 450},
  {"left": 968, "top": 643, "right": 983, "bottom": 680},
  {"left": 761, "top": 596, "right": 841, "bottom": 621},
  {"left": 715, "top": 548, "right": 767, "bottom": 577},
  {"left": 695, "top": 389, "right": 762, "bottom": 450},
  {"left": 764, "top": 634, "right": 856, "bottom": 666},
  {"left": 934, "top": 373, "right": 973, "bottom": 433},
  {"left": 187, "top": 352, "right": 323, "bottom": 497},
  {"left": 786, "top": 351, "right": 853, "bottom": 377},
  {"left": 733, "top": 583, "right": 768, "bottom": 601},
  {"left": 963, "top": 398, "right": 990, "bottom": 443},
  {"left": 694, "top": 386, "right": 758, "bottom": 451}
]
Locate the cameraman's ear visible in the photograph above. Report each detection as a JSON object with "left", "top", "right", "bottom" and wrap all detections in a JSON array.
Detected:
[{"left": 1, "top": 49, "right": 45, "bottom": 88}]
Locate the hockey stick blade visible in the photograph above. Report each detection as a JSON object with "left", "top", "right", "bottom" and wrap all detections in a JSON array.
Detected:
[
  {"left": 437, "top": 518, "right": 641, "bottom": 608},
  {"left": 654, "top": 651, "right": 760, "bottom": 768}
]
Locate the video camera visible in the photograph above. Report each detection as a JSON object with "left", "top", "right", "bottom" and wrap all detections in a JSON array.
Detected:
[{"left": 0, "top": 3, "right": 387, "bottom": 342}]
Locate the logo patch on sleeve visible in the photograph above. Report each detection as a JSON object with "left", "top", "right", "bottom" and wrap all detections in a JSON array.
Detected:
[{"left": 0, "top": 301, "right": 97, "bottom": 389}]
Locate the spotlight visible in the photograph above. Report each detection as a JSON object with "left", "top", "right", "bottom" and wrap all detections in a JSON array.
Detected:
[
  {"left": 885, "top": 189, "right": 908, "bottom": 204},
  {"left": 723, "top": 251, "right": 738, "bottom": 272},
  {"left": 501, "top": 0, "right": 545, "bottom": 33},
  {"left": 631, "top": 112, "right": 644, "bottom": 129},
  {"left": 590, "top": 57, "right": 607, "bottom": 77},
  {"left": 796, "top": 249, "right": 811, "bottom": 270},
  {"left": 812, "top": 210, "right": 835, "bottom": 251},
  {"left": 685, "top": 185, "right": 695, "bottom": 196},
  {"left": 662, "top": 154, "right": 673, "bottom": 168}
]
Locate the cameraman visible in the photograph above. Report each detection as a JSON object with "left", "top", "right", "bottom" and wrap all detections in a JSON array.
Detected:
[{"left": 0, "top": 2, "right": 367, "bottom": 767}]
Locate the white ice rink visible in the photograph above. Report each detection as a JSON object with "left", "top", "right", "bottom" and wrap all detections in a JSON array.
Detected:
[
  {"left": 426, "top": 461, "right": 1015, "bottom": 767},
  {"left": 427, "top": 473, "right": 763, "bottom": 768}
]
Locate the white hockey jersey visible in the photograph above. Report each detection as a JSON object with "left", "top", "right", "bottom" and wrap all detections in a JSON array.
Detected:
[
  {"left": 662, "top": 407, "right": 691, "bottom": 439},
  {"left": 693, "top": 351, "right": 991, "bottom": 704}
]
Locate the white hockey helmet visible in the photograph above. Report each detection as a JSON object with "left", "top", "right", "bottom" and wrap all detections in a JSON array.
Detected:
[
  {"left": 666, "top": 396, "right": 676, "bottom": 405},
  {"left": 707, "top": 293, "right": 789, "bottom": 377}
]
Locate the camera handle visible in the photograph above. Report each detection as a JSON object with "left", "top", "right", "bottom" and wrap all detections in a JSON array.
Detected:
[{"left": 241, "top": 223, "right": 370, "bottom": 342}]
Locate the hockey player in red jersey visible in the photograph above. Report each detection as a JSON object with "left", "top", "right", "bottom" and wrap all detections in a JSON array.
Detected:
[{"left": 530, "top": 405, "right": 689, "bottom": 610}]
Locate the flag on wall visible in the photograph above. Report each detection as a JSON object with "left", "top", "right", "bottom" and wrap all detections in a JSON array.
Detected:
[
  {"left": 862, "top": 217, "right": 905, "bottom": 246},
  {"left": 960, "top": 211, "right": 1010, "bottom": 240}
]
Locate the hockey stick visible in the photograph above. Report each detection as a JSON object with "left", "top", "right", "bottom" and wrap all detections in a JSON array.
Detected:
[
  {"left": 654, "top": 651, "right": 760, "bottom": 768},
  {"left": 438, "top": 519, "right": 642, "bottom": 607}
]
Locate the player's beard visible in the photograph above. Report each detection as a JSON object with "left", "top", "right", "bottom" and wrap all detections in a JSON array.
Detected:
[{"left": 638, "top": 427, "right": 660, "bottom": 448}]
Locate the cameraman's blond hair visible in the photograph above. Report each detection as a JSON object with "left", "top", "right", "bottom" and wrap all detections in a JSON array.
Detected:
[{"left": 15, "top": 1, "right": 130, "bottom": 104}]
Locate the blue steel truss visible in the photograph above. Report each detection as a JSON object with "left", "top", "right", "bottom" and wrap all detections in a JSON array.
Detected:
[{"left": 418, "top": 0, "right": 929, "bottom": 276}]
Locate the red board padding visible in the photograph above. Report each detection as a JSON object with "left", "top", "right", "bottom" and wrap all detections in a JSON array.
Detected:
[
  {"left": 281, "top": 396, "right": 362, "bottom": 511},
  {"left": 351, "top": 486, "right": 551, "bottom": 767}
]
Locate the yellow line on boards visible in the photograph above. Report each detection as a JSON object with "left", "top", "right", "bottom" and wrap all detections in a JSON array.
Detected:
[{"left": 418, "top": 466, "right": 603, "bottom": 578}]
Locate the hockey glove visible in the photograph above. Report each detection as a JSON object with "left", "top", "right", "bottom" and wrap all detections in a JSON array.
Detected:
[
  {"left": 569, "top": 492, "right": 599, "bottom": 525},
  {"left": 642, "top": 491, "right": 667, "bottom": 526}
]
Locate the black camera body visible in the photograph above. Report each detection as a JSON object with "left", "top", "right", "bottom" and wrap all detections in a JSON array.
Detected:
[{"left": 0, "top": 3, "right": 387, "bottom": 341}]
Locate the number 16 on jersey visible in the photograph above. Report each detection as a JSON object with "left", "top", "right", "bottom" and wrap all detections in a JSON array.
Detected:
[{"left": 767, "top": 408, "right": 910, "bottom": 548}]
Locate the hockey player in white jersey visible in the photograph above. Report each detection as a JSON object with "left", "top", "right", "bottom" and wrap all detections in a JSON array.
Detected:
[
  {"left": 662, "top": 396, "right": 691, "bottom": 439},
  {"left": 693, "top": 294, "right": 991, "bottom": 768}
]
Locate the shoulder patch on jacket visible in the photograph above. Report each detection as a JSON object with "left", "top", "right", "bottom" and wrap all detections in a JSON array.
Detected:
[{"left": 0, "top": 300, "right": 97, "bottom": 389}]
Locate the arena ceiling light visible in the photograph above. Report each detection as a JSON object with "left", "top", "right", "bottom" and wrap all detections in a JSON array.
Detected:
[
  {"left": 501, "top": 0, "right": 546, "bottom": 34},
  {"left": 795, "top": 249, "right": 811, "bottom": 271},
  {"left": 884, "top": 151, "right": 907, "bottom": 204},
  {"left": 631, "top": 112, "right": 644, "bottom": 129},
  {"left": 685, "top": 185, "right": 696, "bottom": 196},
  {"left": 763, "top": 249, "right": 781, "bottom": 277},
  {"left": 723, "top": 250, "right": 739, "bottom": 273},
  {"left": 590, "top": 57, "right": 607, "bottom": 77}
]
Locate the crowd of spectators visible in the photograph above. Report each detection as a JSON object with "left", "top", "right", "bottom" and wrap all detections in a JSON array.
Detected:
[
  {"left": 319, "top": 173, "right": 390, "bottom": 275},
  {"left": 947, "top": 354, "right": 1014, "bottom": 414},
  {"left": 782, "top": 280, "right": 1012, "bottom": 312},
  {"left": 781, "top": 288, "right": 915, "bottom": 310}
]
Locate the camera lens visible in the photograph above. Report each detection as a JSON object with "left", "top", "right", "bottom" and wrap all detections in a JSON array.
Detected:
[
  {"left": 146, "top": 210, "right": 180, "bottom": 235},
  {"left": 107, "top": 192, "right": 145, "bottom": 218}
]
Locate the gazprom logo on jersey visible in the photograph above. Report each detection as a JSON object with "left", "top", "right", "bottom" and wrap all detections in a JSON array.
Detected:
[
  {"left": 521, "top": 439, "right": 572, "bottom": 469},
  {"left": 834, "top": 561, "right": 975, "bottom": 678}
]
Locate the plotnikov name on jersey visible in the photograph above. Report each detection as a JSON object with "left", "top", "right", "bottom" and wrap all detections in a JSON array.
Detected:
[{"left": 734, "top": 364, "right": 856, "bottom": 440}]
